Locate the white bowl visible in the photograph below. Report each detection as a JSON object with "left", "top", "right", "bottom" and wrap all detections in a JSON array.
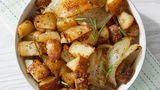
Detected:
[{"left": 15, "top": 0, "right": 146, "bottom": 90}]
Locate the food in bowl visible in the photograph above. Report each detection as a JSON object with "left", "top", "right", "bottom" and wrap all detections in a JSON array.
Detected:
[{"left": 17, "top": 0, "right": 143, "bottom": 89}]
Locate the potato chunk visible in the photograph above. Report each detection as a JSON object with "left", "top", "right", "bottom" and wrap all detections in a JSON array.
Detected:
[
  {"left": 57, "top": 17, "right": 77, "bottom": 32},
  {"left": 34, "top": 12, "right": 56, "bottom": 31},
  {"left": 44, "top": 0, "right": 93, "bottom": 17},
  {"left": 36, "top": 0, "right": 51, "bottom": 8},
  {"left": 18, "top": 41, "right": 41, "bottom": 56},
  {"left": 44, "top": 59, "right": 64, "bottom": 77},
  {"left": 69, "top": 42, "right": 95, "bottom": 58},
  {"left": 118, "top": 12, "right": 134, "bottom": 30},
  {"left": 61, "top": 26, "right": 91, "bottom": 43},
  {"left": 18, "top": 20, "right": 34, "bottom": 38},
  {"left": 27, "top": 59, "right": 49, "bottom": 82},
  {"left": 107, "top": 0, "right": 123, "bottom": 15},
  {"left": 46, "top": 40, "right": 61, "bottom": 60},
  {"left": 39, "top": 76, "right": 59, "bottom": 90},
  {"left": 62, "top": 72, "right": 77, "bottom": 86}
]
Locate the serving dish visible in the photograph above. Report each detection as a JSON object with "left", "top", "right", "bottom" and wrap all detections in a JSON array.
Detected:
[{"left": 15, "top": 0, "right": 146, "bottom": 90}]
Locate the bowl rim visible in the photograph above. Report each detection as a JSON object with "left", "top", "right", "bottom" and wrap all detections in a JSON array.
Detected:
[{"left": 15, "top": 0, "right": 146, "bottom": 90}]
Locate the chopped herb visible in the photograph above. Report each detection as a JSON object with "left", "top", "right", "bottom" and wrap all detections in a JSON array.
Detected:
[
  {"left": 93, "top": 18, "right": 97, "bottom": 30},
  {"left": 89, "top": 18, "right": 94, "bottom": 26},
  {"left": 91, "top": 33, "right": 97, "bottom": 42},
  {"left": 106, "top": 65, "right": 113, "bottom": 76},
  {"left": 98, "top": 22, "right": 106, "bottom": 35},
  {"left": 119, "top": 27, "right": 127, "bottom": 36},
  {"left": 75, "top": 17, "right": 87, "bottom": 21}
]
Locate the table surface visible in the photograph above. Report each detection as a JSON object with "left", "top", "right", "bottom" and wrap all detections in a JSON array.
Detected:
[{"left": 0, "top": 0, "right": 160, "bottom": 90}]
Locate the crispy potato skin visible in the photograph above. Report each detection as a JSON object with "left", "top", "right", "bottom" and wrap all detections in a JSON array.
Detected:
[
  {"left": 46, "top": 40, "right": 62, "bottom": 60},
  {"left": 36, "top": 0, "right": 51, "bottom": 8},
  {"left": 18, "top": 20, "right": 34, "bottom": 38},
  {"left": 34, "top": 12, "right": 56, "bottom": 31},
  {"left": 18, "top": 41, "right": 41, "bottom": 56},
  {"left": 27, "top": 59, "right": 49, "bottom": 82},
  {"left": 39, "top": 76, "right": 59, "bottom": 90}
]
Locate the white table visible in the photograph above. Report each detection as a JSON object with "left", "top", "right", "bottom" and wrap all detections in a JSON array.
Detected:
[{"left": 0, "top": 0, "right": 160, "bottom": 90}]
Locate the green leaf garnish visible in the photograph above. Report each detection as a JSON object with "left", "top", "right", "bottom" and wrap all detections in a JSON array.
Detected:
[{"left": 93, "top": 18, "right": 97, "bottom": 30}]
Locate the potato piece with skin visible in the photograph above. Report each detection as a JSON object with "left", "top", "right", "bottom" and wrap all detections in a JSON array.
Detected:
[
  {"left": 18, "top": 41, "right": 41, "bottom": 56},
  {"left": 46, "top": 40, "right": 61, "bottom": 60},
  {"left": 44, "top": 0, "right": 93, "bottom": 17},
  {"left": 118, "top": 12, "right": 134, "bottom": 30},
  {"left": 18, "top": 20, "right": 34, "bottom": 38},
  {"left": 34, "top": 12, "right": 56, "bottom": 31},
  {"left": 39, "top": 76, "right": 59, "bottom": 90},
  {"left": 61, "top": 26, "right": 91, "bottom": 43},
  {"left": 69, "top": 41, "right": 95, "bottom": 59},
  {"left": 107, "top": 0, "right": 123, "bottom": 15},
  {"left": 44, "top": 59, "right": 64, "bottom": 77},
  {"left": 57, "top": 17, "right": 77, "bottom": 32},
  {"left": 27, "top": 59, "right": 49, "bottom": 82}
]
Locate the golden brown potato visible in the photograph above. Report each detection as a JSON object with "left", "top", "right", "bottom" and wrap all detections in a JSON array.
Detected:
[
  {"left": 69, "top": 41, "right": 95, "bottom": 59},
  {"left": 75, "top": 78, "right": 88, "bottom": 89},
  {"left": 57, "top": 17, "right": 77, "bottom": 32},
  {"left": 46, "top": 40, "right": 62, "bottom": 60},
  {"left": 34, "top": 12, "right": 56, "bottom": 31},
  {"left": 18, "top": 20, "right": 34, "bottom": 38},
  {"left": 61, "top": 26, "right": 91, "bottom": 43},
  {"left": 36, "top": 0, "right": 51, "bottom": 8},
  {"left": 39, "top": 76, "right": 59, "bottom": 90},
  {"left": 107, "top": 0, "right": 123, "bottom": 15},
  {"left": 23, "top": 31, "right": 42, "bottom": 41},
  {"left": 59, "top": 64, "right": 71, "bottom": 76},
  {"left": 27, "top": 59, "right": 49, "bottom": 82},
  {"left": 100, "top": 26, "right": 109, "bottom": 40},
  {"left": 62, "top": 72, "right": 77, "bottom": 86},
  {"left": 118, "top": 11, "right": 134, "bottom": 30},
  {"left": 44, "top": 59, "right": 64, "bottom": 77},
  {"left": 18, "top": 41, "right": 41, "bottom": 56},
  {"left": 37, "top": 31, "right": 61, "bottom": 43},
  {"left": 44, "top": 0, "right": 93, "bottom": 17},
  {"left": 127, "top": 23, "right": 139, "bottom": 37}
]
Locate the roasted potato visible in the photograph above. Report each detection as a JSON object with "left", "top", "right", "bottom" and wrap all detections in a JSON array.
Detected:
[
  {"left": 100, "top": 26, "right": 109, "bottom": 40},
  {"left": 44, "top": 59, "right": 64, "bottom": 77},
  {"left": 18, "top": 41, "right": 41, "bottom": 56},
  {"left": 18, "top": 20, "right": 34, "bottom": 38},
  {"left": 46, "top": 40, "right": 62, "bottom": 60},
  {"left": 39, "top": 76, "right": 59, "bottom": 90},
  {"left": 118, "top": 11, "right": 134, "bottom": 30},
  {"left": 36, "top": 0, "right": 51, "bottom": 8},
  {"left": 127, "top": 23, "right": 139, "bottom": 37},
  {"left": 59, "top": 64, "right": 71, "bottom": 76},
  {"left": 66, "top": 56, "right": 88, "bottom": 73},
  {"left": 23, "top": 31, "right": 42, "bottom": 41},
  {"left": 25, "top": 59, "right": 33, "bottom": 69},
  {"left": 62, "top": 72, "right": 77, "bottom": 86},
  {"left": 75, "top": 78, "right": 88, "bottom": 89},
  {"left": 57, "top": 17, "right": 77, "bottom": 32},
  {"left": 44, "top": 0, "right": 93, "bottom": 17},
  {"left": 61, "top": 26, "right": 91, "bottom": 43},
  {"left": 69, "top": 41, "right": 95, "bottom": 58},
  {"left": 34, "top": 12, "right": 56, "bottom": 31},
  {"left": 107, "top": 0, "right": 123, "bottom": 15},
  {"left": 27, "top": 59, "right": 49, "bottom": 82}
]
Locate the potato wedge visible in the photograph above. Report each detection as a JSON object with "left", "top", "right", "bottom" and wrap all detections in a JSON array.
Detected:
[
  {"left": 44, "top": 0, "right": 93, "bottom": 17},
  {"left": 18, "top": 41, "right": 41, "bottom": 56},
  {"left": 18, "top": 20, "right": 34, "bottom": 38},
  {"left": 57, "top": 17, "right": 77, "bottom": 32},
  {"left": 61, "top": 26, "right": 91, "bottom": 43},
  {"left": 46, "top": 40, "right": 61, "bottom": 60},
  {"left": 34, "top": 12, "right": 56, "bottom": 31},
  {"left": 107, "top": 0, "right": 123, "bottom": 15},
  {"left": 44, "top": 59, "right": 64, "bottom": 77},
  {"left": 69, "top": 41, "right": 95, "bottom": 58},
  {"left": 39, "top": 76, "right": 59, "bottom": 90},
  {"left": 118, "top": 11, "right": 134, "bottom": 30},
  {"left": 27, "top": 59, "right": 49, "bottom": 82}
]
